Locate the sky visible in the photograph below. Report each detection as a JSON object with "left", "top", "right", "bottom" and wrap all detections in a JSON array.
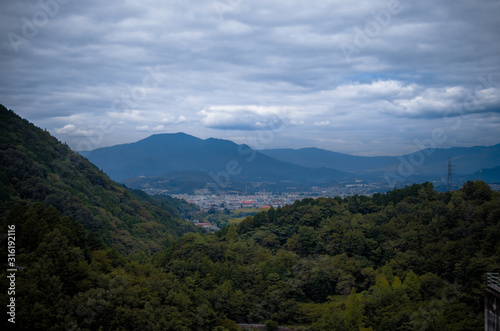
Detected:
[{"left": 1, "top": 0, "right": 499, "bottom": 156}]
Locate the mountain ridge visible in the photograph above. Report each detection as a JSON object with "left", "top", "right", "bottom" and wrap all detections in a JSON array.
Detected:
[
  {"left": 81, "top": 132, "right": 500, "bottom": 193},
  {"left": 83, "top": 133, "right": 350, "bottom": 186},
  {"left": 260, "top": 143, "right": 500, "bottom": 175}
]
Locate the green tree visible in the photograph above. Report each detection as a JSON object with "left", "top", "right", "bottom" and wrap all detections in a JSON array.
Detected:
[
  {"left": 265, "top": 319, "right": 279, "bottom": 331},
  {"left": 345, "top": 288, "right": 363, "bottom": 331},
  {"left": 298, "top": 226, "right": 317, "bottom": 255},
  {"left": 226, "top": 225, "right": 238, "bottom": 244},
  {"left": 403, "top": 270, "right": 422, "bottom": 301}
]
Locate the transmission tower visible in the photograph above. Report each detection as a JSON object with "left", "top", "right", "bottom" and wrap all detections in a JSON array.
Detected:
[{"left": 447, "top": 158, "right": 453, "bottom": 192}]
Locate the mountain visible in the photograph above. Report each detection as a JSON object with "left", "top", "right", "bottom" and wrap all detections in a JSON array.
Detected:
[
  {"left": 466, "top": 165, "right": 500, "bottom": 183},
  {"left": 82, "top": 133, "right": 350, "bottom": 192},
  {"left": 0, "top": 105, "right": 197, "bottom": 254},
  {"left": 83, "top": 132, "right": 500, "bottom": 194},
  {"left": 261, "top": 144, "right": 500, "bottom": 177},
  {"left": 259, "top": 147, "right": 395, "bottom": 173}
]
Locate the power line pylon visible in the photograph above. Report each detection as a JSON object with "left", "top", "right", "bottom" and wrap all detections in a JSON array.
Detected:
[{"left": 447, "top": 158, "right": 453, "bottom": 192}]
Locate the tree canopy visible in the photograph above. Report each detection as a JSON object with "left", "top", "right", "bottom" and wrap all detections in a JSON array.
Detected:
[{"left": 1, "top": 105, "right": 498, "bottom": 330}]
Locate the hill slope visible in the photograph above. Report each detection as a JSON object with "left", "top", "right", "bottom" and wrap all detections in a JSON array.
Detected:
[{"left": 0, "top": 105, "right": 197, "bottom": 254}]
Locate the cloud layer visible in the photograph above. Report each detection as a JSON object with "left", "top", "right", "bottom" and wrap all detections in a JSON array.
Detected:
[{"left": 1, "top": 0, "right": 499, "bottom": 155}]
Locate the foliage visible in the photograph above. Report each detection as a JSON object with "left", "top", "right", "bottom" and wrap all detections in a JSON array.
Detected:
[
  {"left": 0, "top": 105, "right": 198, "bottom": 255},
  {"left": 0, "top": 203, "right": 218, "bottom": 330},
  {"left": 156, "top": 180, "right": 499, "bottom": 329}
]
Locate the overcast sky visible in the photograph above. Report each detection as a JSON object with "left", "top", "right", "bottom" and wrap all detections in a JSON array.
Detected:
[{"left": 1, "top": 0, "right": 499, "bottom": 156}]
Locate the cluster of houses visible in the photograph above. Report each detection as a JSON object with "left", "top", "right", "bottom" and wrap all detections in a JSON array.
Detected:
[
  {"left": 191, "top": 219, "right": 220, "bottom": 232},
  {"left": 173, "top": 193, "right": 295, "bottom": 211}
]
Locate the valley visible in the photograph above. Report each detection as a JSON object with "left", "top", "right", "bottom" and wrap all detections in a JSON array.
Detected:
[
  {"left": 2, "top": 0, "right": 500, "bottom": 329},
  {"left": 1, "top": 105, "right": 499, "bottom": 330}
]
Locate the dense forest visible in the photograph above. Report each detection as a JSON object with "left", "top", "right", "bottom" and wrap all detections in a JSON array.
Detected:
[
  {"left": 154, "top": 181, "right": 499, "bottom": 330},
  {"left": 0, "top": 105, "right": 198, "bottom": 256},
  {"left": 1, "top": 105, "right": 499, "bottom": 330}
]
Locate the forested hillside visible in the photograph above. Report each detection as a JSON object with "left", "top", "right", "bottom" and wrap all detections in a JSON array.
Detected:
[
  {"left": 5, "top": 180, "right": 497, "bottom": 330},
  {"left": 0, "top": 105, "right": 197, "bottom": 255},
  {"left": 0, "top": 106, "right": 219, "bottom": 330},
  {"left": 156, "top": 181, "right": 500, "bottom": 330},
  {"left": 1, "top": 202, "right": 232, "bottom": 330}
]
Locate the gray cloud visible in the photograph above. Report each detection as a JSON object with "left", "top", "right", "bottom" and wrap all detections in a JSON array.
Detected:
[{"left": 1, "top": 0, "right": 499, "bottom": 156}]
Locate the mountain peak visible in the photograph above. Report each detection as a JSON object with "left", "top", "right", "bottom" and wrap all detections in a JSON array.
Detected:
[{"left": 144, "top": 132, "right": 200, "bottom": 140}]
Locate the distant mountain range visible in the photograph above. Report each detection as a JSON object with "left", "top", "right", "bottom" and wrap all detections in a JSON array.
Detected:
[
  {"left": 81, "top": 133, "right": 500, "bottom": 193},
  {"left": 260, "top": 145, "right": 500, "bottom": 175}
]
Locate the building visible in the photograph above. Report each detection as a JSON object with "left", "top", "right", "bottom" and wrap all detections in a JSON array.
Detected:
[
  {"left": 485, "top": 273, "right": 500, "bottom": 330},
  {"left": 195, "top": 222, "right": 212, "bottom": 228},
  {"left": 194, "top": 222, "right": 220, "bottom": 232}
]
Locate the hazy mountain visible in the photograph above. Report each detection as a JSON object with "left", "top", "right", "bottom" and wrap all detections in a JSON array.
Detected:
[
  {"left": 0, "top": 105, "right": 197, "bottom": 253},
  {"left": 82, "top": 133, "right": 350, "bottom": 188},
  {"left": 82, "top": 132, "right": 500, "bottom": 193},
  {"left": 259, "top": 147, "right": 395, "bottom": 173},
  {"left": 465, "top": 166, "right": 500, "bottom": 183},
  {"left": 261, "top": 144, "right": 500, "bottom": 177}
]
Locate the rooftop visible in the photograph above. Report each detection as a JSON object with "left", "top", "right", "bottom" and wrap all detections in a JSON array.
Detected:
[{"left": 487, "top": 273, "right": 500, "bottom": 293}]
